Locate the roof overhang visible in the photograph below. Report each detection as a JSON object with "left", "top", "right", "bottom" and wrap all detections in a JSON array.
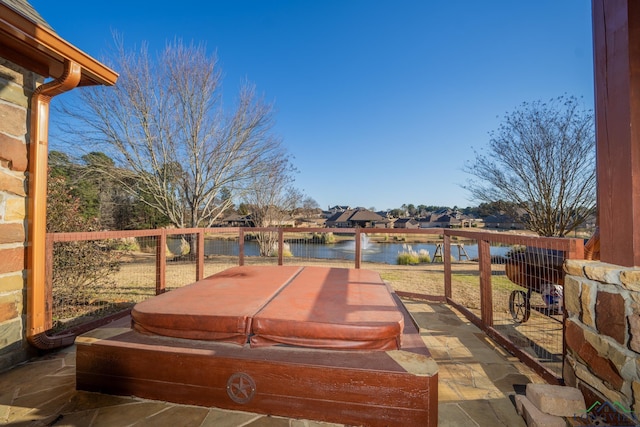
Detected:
[{"left": 0, "top": 2, "right": 117, "bottom": 86}]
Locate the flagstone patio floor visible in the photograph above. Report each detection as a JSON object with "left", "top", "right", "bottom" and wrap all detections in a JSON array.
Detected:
[{"left": 1, "top": 300, "right": 545, "bottom": 426}]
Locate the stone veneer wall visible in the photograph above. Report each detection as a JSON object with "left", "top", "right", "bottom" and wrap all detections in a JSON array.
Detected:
[
  {"left": 0, "top": 58, "right": 41, "bottom": 371},
  {"left": 563, "top": 259, "right": 640, "bottom": 411}
]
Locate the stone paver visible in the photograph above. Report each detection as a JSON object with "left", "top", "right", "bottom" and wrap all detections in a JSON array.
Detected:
[
  {"left": 517, "top": 394, "right": 565, "bottom": 427},
  {"left": 438, "top": 403, "right": 477, "bottom": 426},
  {"left": 132, "top": 405, "right": 210, "bottom": 427},
  {"left": 405, "top": 300, "right": 543, "bottom": 426},
  {"left": 458, "top": 398, "right": 526, "bottom": 426},
  {"left": 200, "top": 409, "right": 261, "bottom": 427},
  {"left": 0, "top": 301, "right": 544, "bottom": 426},
  {"left": 526, "top": 383, "right": 585, "bottom": 417}
]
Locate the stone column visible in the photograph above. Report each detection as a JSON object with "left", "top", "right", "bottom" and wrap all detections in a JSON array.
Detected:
[
  {"left": 564, "top": 259, "right": 640, "bottom": 412},
  {"left": 0, "top": 58, "right": 40, "bottom": 370}
]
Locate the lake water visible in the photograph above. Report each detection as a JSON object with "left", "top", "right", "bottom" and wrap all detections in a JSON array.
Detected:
[{"left": 169, "top": 238, "right": 514, "bottom": 265}]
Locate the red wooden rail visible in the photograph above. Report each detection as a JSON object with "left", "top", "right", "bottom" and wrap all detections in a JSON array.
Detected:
[
  {"left": 49, "top": 226, "right": 583, "bottom": 296},
  {"left": 48, "top": 226, "right": 584, "bottom": 382}
]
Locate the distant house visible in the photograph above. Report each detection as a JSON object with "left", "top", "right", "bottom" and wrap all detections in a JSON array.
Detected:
[
  {"left": 325, "top": 210, "right": 353, "bottom": 228},
  {"left": 374, "top": 218, "right": 393, "bottom": 229},
  {"left": 419, "top": 211, "right": 457, "bottom": 228},
  {"left": 418, "top": 209, "right": 477, "bottom": 228},
  {"left": 325, "top": 208, "right": 385, "bottom": 228},
  {"left": 483, "top": 214, "right": 524, "bottom": 230},
  {"left": 264, "top": 216, "right": 296, "bottom": 227},
  {"left": 394, "top": 218, "right": 420, "bottom": 229},
  {"left": 220, "top": 213, "right": 297, "bottom": 228},
  {"left": 324, "top": 205, "right": 351, "bottom": 217},
  {"left": 296, "top": 217, "right": 326, "bottom": 228},
  {"left": 220, "top": 214, "right": 254, "bottom": 227}
]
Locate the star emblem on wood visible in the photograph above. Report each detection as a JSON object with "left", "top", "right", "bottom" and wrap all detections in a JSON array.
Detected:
[{"left": 226, "top": 372, "right": 257, "bottom": 404}]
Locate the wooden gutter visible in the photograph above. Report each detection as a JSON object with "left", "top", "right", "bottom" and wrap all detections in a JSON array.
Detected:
[
  {"left": 0, "top": 2, "right": 118, "bottom": 349},
  {"left": 0, "top": 3, "right": 118, "bottom": 86}
]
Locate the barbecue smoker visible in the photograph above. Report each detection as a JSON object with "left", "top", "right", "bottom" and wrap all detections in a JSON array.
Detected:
[{"left": 504, "top": 230, "right": 599, "bottom": 323}]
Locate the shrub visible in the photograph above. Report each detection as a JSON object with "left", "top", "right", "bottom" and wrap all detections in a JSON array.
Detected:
[
  {"left": 137, "top": 238, "right": 157, "bottom": 253},
  {"left": 418, "top": 249, "right": 431, "bottom": 263},
  {"left": 321, "top": 232, "right": 336, "bottom": 244},
  {"left": 397, "top": 252, "right": 420, "bottom": 265},
  {"left": 310, "top": 232, "right": 336, "bottom": 244},
  {"left": 268, "top": 242, "right": 292, "bottom": 257},
  {"left": 179, "top": 237, "right": 191, "bottom": 255},
  {"left": 52, "top": 240, "right": 122, "bottom": 309},
  {"left": 397, "top": 243, "right": 424, "bottom": 265},
  {"left": 111, "top": 237, "right": 140, "bottom": 251},
  {"left": 48, "top": 174, "right": 124, "bottom": 317}
]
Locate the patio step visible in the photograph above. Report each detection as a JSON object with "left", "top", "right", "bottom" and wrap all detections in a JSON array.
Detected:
[
  {"left": 516, "top": 395, "right": 565, "bottom": 427},
  {"left": 515, "top": 384, "right": 586, "bottom": 427}
]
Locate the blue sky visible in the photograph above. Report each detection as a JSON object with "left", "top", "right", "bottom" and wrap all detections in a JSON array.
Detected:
[{"left": 30, "top": 0, "right": 594, "bottom": 211}]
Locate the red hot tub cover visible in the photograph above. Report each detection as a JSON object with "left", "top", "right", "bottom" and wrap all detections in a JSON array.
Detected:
[
  {"left": 131, "top": 265, "right": 404, "bottom": 350},
  {"left": 131, "top": 265, "right": 303, "bottom": 344},
  {"left": 250, "top": 267, "right": 404, "bottom": 350}
]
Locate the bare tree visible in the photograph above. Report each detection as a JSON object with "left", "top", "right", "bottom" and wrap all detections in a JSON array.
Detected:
[
  {"left": 464, "top": 96, "right": 595, "bottom": 237},
  {"left": 56, "top": 37, "right": 287, "bottom": 229},
  {"left": 242, "top": 158, "right": 299, "bottom": 256},
  {"left": 299, "top": 196, "right": 320, "bottom": 217}
]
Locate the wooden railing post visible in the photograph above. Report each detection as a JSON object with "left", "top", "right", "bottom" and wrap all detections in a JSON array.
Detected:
[
  {"left": 566, "top": 237, "right": 585, "bottom": 260},
  {"left": 156, "top": 230, "right": 166, "bottom": 294},
  {"left": 45, "top": 234, "right": 54, "bottom": 328},
  {"left": 238, "top": 228, "right": 245, "bottom": 266},
  {"left": 278, "top": 228, "right": 284, "bottom": 266},
  {"left": 478, "top": 239, "right": 493, "bottom": 327},
  {"left": 355, "top": 229, "right": 362, "bottom": 269},
  {"left": 443, "top": 233, "right": 452, "bottom": 299},
  {"left": 196, "top": 229, "right": 204, "bottom": 281}
]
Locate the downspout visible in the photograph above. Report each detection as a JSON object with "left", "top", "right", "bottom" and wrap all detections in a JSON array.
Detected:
[{"left": 27, "top": 60, "right": 82, "bottom": 350}]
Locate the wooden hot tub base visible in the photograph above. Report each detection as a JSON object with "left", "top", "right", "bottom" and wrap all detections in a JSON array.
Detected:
[
  {"left": 76, "top": 303, "right": 437, "bottom": 426},
  {"left": 76, "top": 266, "right": 437, "bottom": 426}
]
